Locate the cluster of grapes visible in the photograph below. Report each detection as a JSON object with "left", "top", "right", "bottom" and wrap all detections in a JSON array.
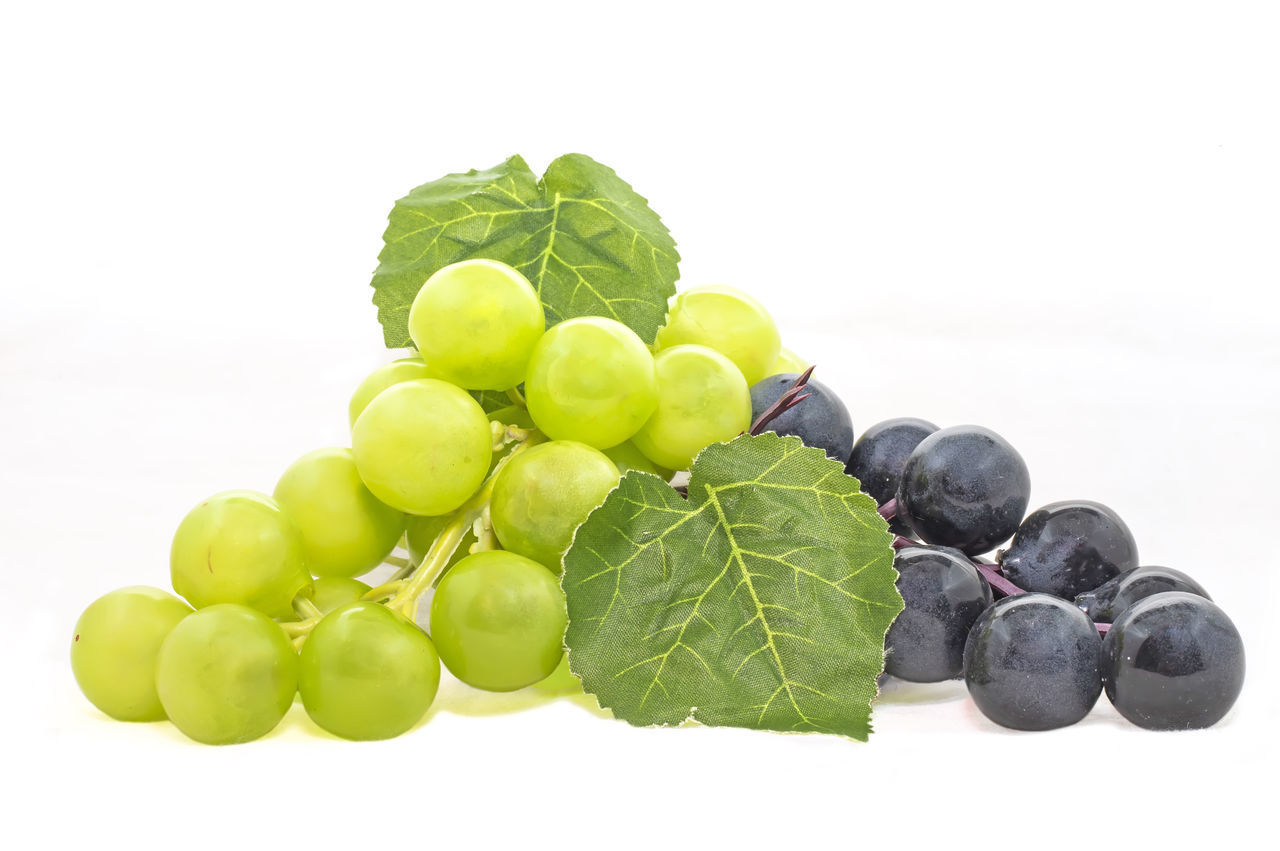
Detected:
[
  {"left": 758, "top": 395, "right": 1247, "bottom": 731},
  {"left": 70, "top": 260, "right": 800, "bottom": 744}
]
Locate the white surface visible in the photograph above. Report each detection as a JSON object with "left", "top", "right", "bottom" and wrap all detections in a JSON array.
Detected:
[{"left": 2, "top": 1, "right": 1277, "bottom": 847}]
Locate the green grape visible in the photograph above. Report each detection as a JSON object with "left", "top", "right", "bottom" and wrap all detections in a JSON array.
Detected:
[
  {"left": 351, "top": 378, "right": 492, "bottom": 516},
  {"left": 170, "top": 491, "right": 312, "bottom": 619},
  {"left": 298, "top": 602, "right": 440, "bottom": 740},
  {"left": 70, "top": 586, "right": 192, "bottom": 722},
  {"left": 273, "top": 447, "right": 405, "bottom": 579},
  {"left": 490, "top": 441, "right": 620, "bottom": 571},
  {"left": 603, "top": 440, "right": 674, "bottom": 479},
  {"left": 155, "top": 604, "right": 298, "bottom": 745},
  {"left": 770, "top": 346, "right": 808, "bottom": 375},
  {"left": 524, "top": 317, "right": 658, "bottom": 449},
  {"left": 306, "top": 576, "right": 372, "bottom": 615},
  {"left": 531, "top": 654, "right": 583, "bottom": 695},
  {"left": 653, "top": 285, "right": 781, "bottom": 385},
  {"left": 429, "top": 551, "right": 567, "bottom": 692},
  {"left": 408, "top": 259, "right": 545, "bottom": 391},
  {"left": 348, "top": 357, "right": 431, "bottom": 428},
  {"left": 631, "top": 344, "right": 752, "bottom": 471},
  {"left": 405, "top": 513, "right": 478, "bottom": 570}
]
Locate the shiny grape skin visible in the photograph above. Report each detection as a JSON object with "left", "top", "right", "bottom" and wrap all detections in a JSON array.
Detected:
[
  {"left": 885, "top": 546, "right": 992, "bottom": 682},
  {"left": 748, "top": 373, "right": 854, "bottom": 462},
  {"left": 998, "top": 500, "right": 1138, "bottom": 600},
  {"left": 896, "top": 425, "right": 1031, "bottom": 556},
  {"left": 1101, "top": 592, "right": 1244, "bottom": 730},
  {"left": 845, "top": 417, "right": 939, "bottom": 535},
  {"left": 963, "top": 593, "right": 1102, "bottom": 731},
  {"left": 1076, "top": 566, "right": 1211, "bottom": 623}
]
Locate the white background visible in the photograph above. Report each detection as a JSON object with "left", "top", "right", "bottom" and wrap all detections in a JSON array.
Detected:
[{"left": 2, "top": 1, "right": 1277, "bottom": 847}]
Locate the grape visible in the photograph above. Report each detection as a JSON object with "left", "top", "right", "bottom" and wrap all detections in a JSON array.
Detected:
[
  {"left": 155, "top": 604, "right": 298, "bottom": 745},
  {"left": 273, "top": 448, "right": 405, "bottom": 579},
  {"left": 897, "top": 425, "right": 1030, "bottom": 556},
  {"left": 524, "top": 317, "right": 658, "bottom": 449},
  {"left": 845, "top": 417, "right": 939, "bottom": 535},
  {"left": 404, "top": 513, "right": 477, "bottom": 570},
  {"left": 170, "top": 490, "right": 312, "bottom": 619},
  {"left": 885, "top": 546, "right": 992, "bottom": 682},
  {"left": 1076, "top": 565, "right": 1210, "bottom": 623},
  {"left": 298, "top": 602, "right": 440, "bottom": 740},
  {"left": 70, "top": 586, "right": 192, "bottom": 722},
  {"left": 429, "top": 551, "right": 567, "bottom": 691},
  {"left": 603, "top": 440, "right": 673, "bottom": 479},
  {"left": 305, "top": 576, "right": 372, "bottom": 616},
  {"left": 962, "top": 593, "right": 1102, "bottom": 731},
  {"left": 998, "top": 500, "right": 1138, "bottom": 600},
  {"left": 408, "top": 259, "right": 545, "bottom": 391},
  {"left": 631, "top": 344, "right": 752, "bottom": 471},
  {"left": 654, "top": 285, "right": 780, "bottom": 385},
  {"left": 347, "top": 357, "right": 431, "bottom": 428},
  {"left": 531, "top": 654, "right": 583, "bottom": 695},
  {"left": 351, "top": 378, "right": 492, "bottom": 516},
  {"left": 1101, "top": 592, "right": 1244, "bottom": 730},
  {"left": 769, "top": 346, "right": 807, "bottom": 375},
  {"left": 491, "top": 441, "right": 620, "bottom": 571},
  {"left": 748, "top": 373, "right": 854, "bottom": 462}
]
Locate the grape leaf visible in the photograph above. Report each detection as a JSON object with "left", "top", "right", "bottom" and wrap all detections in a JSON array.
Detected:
[
  {"left": 370, "top": 154, "right": 679, "bottom": 347},
  {"left": 469, "top": 389, "right": 512, "bottom": 414},
  {"left": 562, "top": 433, "right": 902, "bottom": 741}
]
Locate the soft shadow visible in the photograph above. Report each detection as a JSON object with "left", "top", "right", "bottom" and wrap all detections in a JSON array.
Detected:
[
  {"left": 561, "top": 691, "right": 616, "bottom": 720},
  {"left": 426, "top": 677, "right": 618, "bottom": 721},
  {"left": 432, "top": 678, "right": 568, "bottom": 718},
  {"left": 874, "top": 675, "right": 969, "bottom": 706}
]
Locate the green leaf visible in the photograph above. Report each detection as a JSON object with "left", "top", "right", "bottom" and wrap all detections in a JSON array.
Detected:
[
  {"left": 562, "top": 433, "right": 902, "bottom": 741},
  {"left": 370, "top": 154, "right": 679, "bottom": 348},
  {"left": 469, "top": 388, "right": 512, "bottom": 414}
]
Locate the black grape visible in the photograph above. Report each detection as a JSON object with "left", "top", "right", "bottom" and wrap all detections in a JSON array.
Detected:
[
  {"left": 885, "top": 546, "right": 992, "bottom": 682},
  {"left": 1101, "top": 592, "right": 1244, "bottom": 730},
  {"left": 749, "top": 373, "right": 853, "bottom": 462},
  {"left": 962, "top": 594, "right": 1102, "bottom": 731},
  {"left": 998, "top": 500, "right": 1138, "bottom": 599},
  {"left": 1076, "top": 565, "right": 1211, "bottom": 623},
  {"left": 846, "top": 417, "right": 938, "bottom": 535},
  {"left": 896, "top": 425, "right": 1030, "bottom": 556}
]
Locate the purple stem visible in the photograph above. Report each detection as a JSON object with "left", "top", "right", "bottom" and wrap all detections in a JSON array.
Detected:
[
  {"left": 878, "top": 497, "right": 898, "bottom": 521},
  {"left": 970, "top": 560, "right": 1027, "bottom": 599},
  {"left": 748, "top": 366, "right": 816, "bottom": 436},
  {"left": 883, "top": 501, "right": 1112, "bottom": 635}
]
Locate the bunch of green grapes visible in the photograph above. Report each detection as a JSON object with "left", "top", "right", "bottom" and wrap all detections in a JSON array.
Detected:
[{"left": 72, "top": 261, "right": 794, "bottom": 744}]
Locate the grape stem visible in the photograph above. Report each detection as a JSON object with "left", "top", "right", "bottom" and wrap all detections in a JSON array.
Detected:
[
  {"left": 491, "top": 420, "right": 536, "bottom": 451},
  {"left": 382, "top": 554, "right": 412, "bottom": 571},
  {"left": 887, "top": 516, "right": 1111, "bottom": 634},
  {"left": 877, "top": 497, "right": 898, "bottom": 521},
  {"left": 471, "top": 506, "right": 499, "bottom": 553},
  {"left": 387, "top": 558, "right": 417, "bottom": 582},
  {"left": 385, "top": 431, "right": 546, "bottom": 622},
  {"left": 362, "top": 579, "right": 407, "bottom": 602},
  {"left": 280, "top": 615, "right": 321, "bottom": 637},
  {"left": 748, "top": 366, "right": 815, "bottom": 436},
  {"left": 506, "top": 386, "right": 526, "bottom": 408},
  {"left": 292, "top": 595, "right": 322, "bottom": 621}
]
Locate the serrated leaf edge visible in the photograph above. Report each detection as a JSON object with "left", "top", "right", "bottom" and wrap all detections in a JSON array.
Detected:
[{"left": 561, "top": 433, "right": 901, "bottom": 742}]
